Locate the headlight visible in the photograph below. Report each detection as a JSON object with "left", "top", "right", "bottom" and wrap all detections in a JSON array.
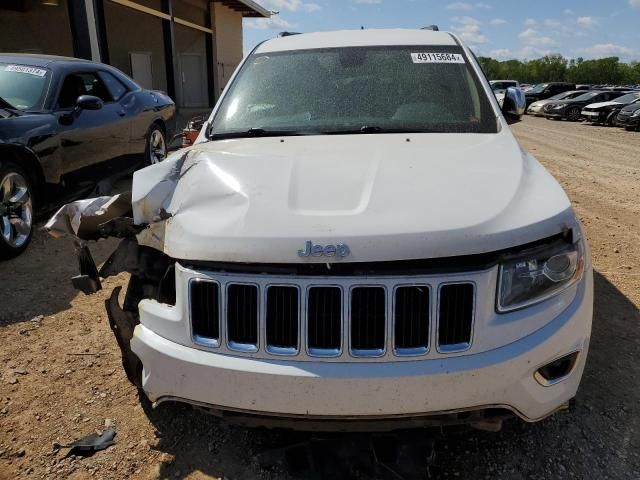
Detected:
[
  {"left": 497, "top": 239, "right": 585, "bottom": 312},
  {"left": 632, "top": 110, "right": 640, "bottom": 117},
  {"left": 553, "top": 104, "right": 565, "bottom": 110}
]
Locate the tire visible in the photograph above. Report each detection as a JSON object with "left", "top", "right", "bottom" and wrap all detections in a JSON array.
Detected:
[
  {"left": 0, "top": 161, "right": 34, "bottom": 260},
  {"left": 144, "top": 124, "right": 167, "bottom": 166},
  {"left": 567, "top": 107, "right": 582, "bottom": 122}
]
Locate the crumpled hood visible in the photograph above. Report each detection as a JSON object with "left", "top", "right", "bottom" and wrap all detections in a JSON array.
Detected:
[{"left": 132, "top": 130, "right": 577, "bottom": 262}]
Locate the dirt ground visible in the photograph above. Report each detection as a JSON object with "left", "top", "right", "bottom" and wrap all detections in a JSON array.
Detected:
[{"left": 1, "top": 116, "right": 639, "bottom": 480}]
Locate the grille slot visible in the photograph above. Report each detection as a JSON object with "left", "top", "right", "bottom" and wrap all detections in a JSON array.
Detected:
[
  {"left": 266, "top": 286, "right": 299, "bottom": 354},
  {"left": 394, "top": 286, "right": 430, "bottom": 355},
  {"left": 350, "top": 287, "right": 386, "bottom": 356},
  {"left": 438, "top": 283, "right": 474, "bottom": 351},
  {"left": 307, "top": 287, "right": 342, "bottom": 355},
  {"left": 190, "top": 280, "right": 220, "bottom": 346},
  {"left": 227, "top": 284, "right": 259, "bottom": 351}
]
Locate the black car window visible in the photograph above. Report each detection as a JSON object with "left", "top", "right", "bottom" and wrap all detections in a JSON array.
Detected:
[
  {"left": 57, "top": 72, "right": 112, "bottom": 108},
  {"left": 97, "top": 71, "right": 127, "bottom": 101}
]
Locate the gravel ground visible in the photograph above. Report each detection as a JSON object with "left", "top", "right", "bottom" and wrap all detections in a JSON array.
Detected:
[{"left": 0, "top": 116, "right": 639, "bottom": 479}]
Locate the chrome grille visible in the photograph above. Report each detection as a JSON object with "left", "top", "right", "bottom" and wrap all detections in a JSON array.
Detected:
[
  {"left": 265, "top": 286, "right": 299, "bottom": 354},
  {"left": 394, "top": 285, "right": 430, "bottom": 355},
  {"left": 190, "top": 280, "right": 220, "bottom": 347},
  {"left": 189, "top": 273, "right": 477, "bottom": 361},
  {"left": 350, "top": 287, "right": 386, "bottom": 356},
  {"left": 307, "top": 286, "right": 342, "bottom": 356},
  {"left": 227, "top": 284, "right": 259, "bottom": 351},
  {"left": 438, "top": 283, "right": 475, "bottom": 352}
]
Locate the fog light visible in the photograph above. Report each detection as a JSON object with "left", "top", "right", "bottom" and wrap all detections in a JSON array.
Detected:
[{"left": 534, "top": 351, "right": 579, "bottom": 386}]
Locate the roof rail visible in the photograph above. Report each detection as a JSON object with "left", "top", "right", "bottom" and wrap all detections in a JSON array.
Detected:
[
  {"left": 278, "top": 31, "right": 301, "bottom": 37},
  {"left": 421, "top": 25, "right": 439, "bottom": 31}
]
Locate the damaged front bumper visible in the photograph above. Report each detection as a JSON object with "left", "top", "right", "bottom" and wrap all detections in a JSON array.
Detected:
[{"left": 129, "top": 262, "right": 592, "bottom": 427}]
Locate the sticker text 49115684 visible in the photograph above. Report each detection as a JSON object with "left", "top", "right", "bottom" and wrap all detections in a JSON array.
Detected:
[{"left": 411, "top": 53, "right": 465, "bottom": 64}]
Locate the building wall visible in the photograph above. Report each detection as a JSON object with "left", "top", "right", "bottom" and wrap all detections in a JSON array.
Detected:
[
  {"left": 103, "top": 1, "right": 168, "bottom": 93},
  {"left": 0, "top": 1, "right": 74, "bottom": 56},
  {"left": 212, "top": 2, "right": 244, "bottom": 94}
]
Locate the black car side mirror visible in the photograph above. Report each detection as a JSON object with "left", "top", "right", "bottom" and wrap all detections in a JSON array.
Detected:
[
  {"left": 76, "top": 95, "right": 103, "bottom": 111},
  {"left": 501, "top": 87, "right": 526, "bottom": 125}
]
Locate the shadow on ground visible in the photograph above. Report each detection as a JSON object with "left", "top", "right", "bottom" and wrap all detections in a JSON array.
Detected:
[{"left": 135, "top": 271, "right": 639, "bottom": 479}]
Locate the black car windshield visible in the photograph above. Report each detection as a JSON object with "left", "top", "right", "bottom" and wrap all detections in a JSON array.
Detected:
[
  {"left": 0, "top": 63, "right": 50, "bottom": 110},
  {"left": 528, "top": 84, "right": 548, "bottom": 93},
  {"left": 551, "top": 91, "right": 583, "bottom": 101},
  {"left": 612, "top": 92, "right": 640, "bottom": 104},
  {"left": 572, "top": 92, "right": 602, "bottom": 102},
  {"left": 210, "top": 46, "right": 498, "bottom": 138}
]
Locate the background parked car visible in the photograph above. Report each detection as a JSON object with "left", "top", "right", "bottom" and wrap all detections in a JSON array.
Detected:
[
  {"left": 525, "top": 82, "right": 576, "bottom": 106},
  {"left": 543, "top": 90, "right": 626, "bottom": 121},
  {"left": 581, "top": 92, "right": 640, "bottom": 126},
  {"left": 0, "top": 54, "right": 175, "bottom": 259},
  {"left": 616, "top": 102, "right": 640, "bottom": 131},
  {"left": 490, "top": 80, "right": 520, "bottom": 107},
  {"left": 526, "top": 90, "right": 588, "bottom": 116}
]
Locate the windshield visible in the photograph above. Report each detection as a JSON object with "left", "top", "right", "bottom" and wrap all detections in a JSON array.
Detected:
[
  {"left": 0, "top": 64, "right": 50, "bottom": 110},
  {"left": 611, "top": 93, "right": 640, "bottom": 104},
  {"left": 573, "top": 92, "right": 602, "bottom": 102},
  {"left": 550, "top": 91, "right": 580, "bottom": 100},
  {"left": 491, "top": 81, "right": 517, "bottom": 91},
  {"left": 210, "top": 46, "right": 497, "bottom": 137},
  {"left": 528, "top": 84, "right": 548, "bottom": 93}
]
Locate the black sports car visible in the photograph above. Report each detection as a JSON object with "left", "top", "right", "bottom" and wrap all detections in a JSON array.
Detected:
[
  {"left": 581, "top": 92, "right": 640, "bottom": 126},
  {"left": 0, "top": 54, "right": 175, "bottom": 258},
  {"left": 543, "top": 90, "right": 626, "bottom": 121},
  {"left": 616, "top": 102, "right": 640, "bottom": 131}
]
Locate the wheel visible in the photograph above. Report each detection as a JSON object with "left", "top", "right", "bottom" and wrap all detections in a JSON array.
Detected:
[
  {"left": 605, "top": 113, "right": 617, "bottom": 127},
  {"left": 567, "top": 107, "right": 582, "bottom": 122},
  {"left": 0, "top": 162, "right": 34, "bottom": 259},
  {"left": 144, "top": 124, "right": 167, "bottom": 166}
]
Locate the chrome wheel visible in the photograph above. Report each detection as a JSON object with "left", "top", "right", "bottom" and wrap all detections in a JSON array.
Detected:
[
  {"left": 148, "top": 129, "right": 167, "bottom": 164},
  {"left": 0, "top": 172, "right": 33, "bottom": 248}
]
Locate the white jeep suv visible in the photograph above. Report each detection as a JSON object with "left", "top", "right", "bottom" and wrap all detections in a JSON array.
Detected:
[{"left": 53, "top": 29, "right": 593, "bottom": 431}]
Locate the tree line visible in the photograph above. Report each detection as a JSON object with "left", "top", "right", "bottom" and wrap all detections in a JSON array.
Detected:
[{"left": 477, "top": 55, "right": 640, "bottom": 85}]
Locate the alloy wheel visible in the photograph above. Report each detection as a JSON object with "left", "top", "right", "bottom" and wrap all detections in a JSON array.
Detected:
[{"left": 0, "top": 172, "right": 33, "bottom": 248}]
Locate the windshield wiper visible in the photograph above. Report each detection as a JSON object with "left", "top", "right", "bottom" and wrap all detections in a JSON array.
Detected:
[
  {"left": 209, "top": 127, "right": 315, "bottom": 141},
  {"left": 321, "top": 126, "right": 439, "bottom": 135},
  {"left": 0, "top": 95, "right": 19, "bottom": 114}
]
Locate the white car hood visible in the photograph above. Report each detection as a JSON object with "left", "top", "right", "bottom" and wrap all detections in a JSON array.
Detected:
[
  {"left": 585, "top": 100, "right": 622, "bottom": 109},
  {"left": 132, "top": 131, "right": 576, "bottom": 263}
]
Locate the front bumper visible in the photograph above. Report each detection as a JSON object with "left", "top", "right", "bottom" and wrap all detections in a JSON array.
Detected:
[
  {"left": 616, "top": 114, "right": 639, "bottom": 128},
  {"left": 526, "top": 105, "right": 545, "bottom": 116},
  {"left": 581, "top": 110, "right": 604, "bottom": 122},
  {"left": 544, "top": 111, "right": 565, "bottom": 119},
  {"left": 131, "top": 268, "right": 593, "bottom": 425}
]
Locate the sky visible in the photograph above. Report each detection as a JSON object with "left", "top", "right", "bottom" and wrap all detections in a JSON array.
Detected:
[{"left": 243, "top": 0, "right": 640, "bottom": 62}]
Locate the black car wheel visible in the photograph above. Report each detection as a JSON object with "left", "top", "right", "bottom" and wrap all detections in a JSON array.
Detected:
[
  {"left": 145, "top": 124, "right": 167, "bottom": 166},
  {"left": 0, "top": 162, "right": 34, "bottom": 260},
  {"left": 567, "top": 107, "right": 582, "bottom": 122}
]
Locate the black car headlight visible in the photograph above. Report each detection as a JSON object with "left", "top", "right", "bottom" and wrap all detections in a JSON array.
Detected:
[{"left": 497, "top": 239, "right": 585, "bottom": 312}]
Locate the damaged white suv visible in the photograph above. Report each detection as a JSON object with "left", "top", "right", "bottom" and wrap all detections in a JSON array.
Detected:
[{"left": 49, "top": 29, "right": 593, "bottom": 431}]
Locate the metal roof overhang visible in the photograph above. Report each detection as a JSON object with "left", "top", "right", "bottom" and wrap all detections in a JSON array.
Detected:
[{"left": 214, "top": 0, "right": 270, "bottom": 18}]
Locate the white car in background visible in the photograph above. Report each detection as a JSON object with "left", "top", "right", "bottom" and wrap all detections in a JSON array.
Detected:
[
  {"left": 490, "top": 80, "right": 521, "bottom": 107},
  {"left": 49, "top": 28, "right": 593, "bottom": 432}
]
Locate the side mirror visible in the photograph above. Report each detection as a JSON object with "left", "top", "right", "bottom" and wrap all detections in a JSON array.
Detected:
[
  {"left": 76, "top": 95, "right": 103, "bottom": 111},
  {"left": 501, "top": 87, "right": 525, "bottom": 124}
]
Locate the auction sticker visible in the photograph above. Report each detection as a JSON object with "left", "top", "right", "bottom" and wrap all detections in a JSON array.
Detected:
[
  {"left": 5, "top": 65, "right": 47, "bottom": 77},
  {"left": 411, "top": 53, "right": 465, "bottom": 64}
]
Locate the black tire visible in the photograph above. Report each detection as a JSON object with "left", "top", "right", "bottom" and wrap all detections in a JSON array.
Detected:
[
  {"left": 625, "top": 126, "right": 635, "bottom": 131},
  {"left": 143, "top": 123, "right": 167, "bottom": 167},
  {"left": 567, "top": 107, "right": 582, "bottom": 122},
  {"left": 0, "top": 161, "right": 34, "bottom": 260}
]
